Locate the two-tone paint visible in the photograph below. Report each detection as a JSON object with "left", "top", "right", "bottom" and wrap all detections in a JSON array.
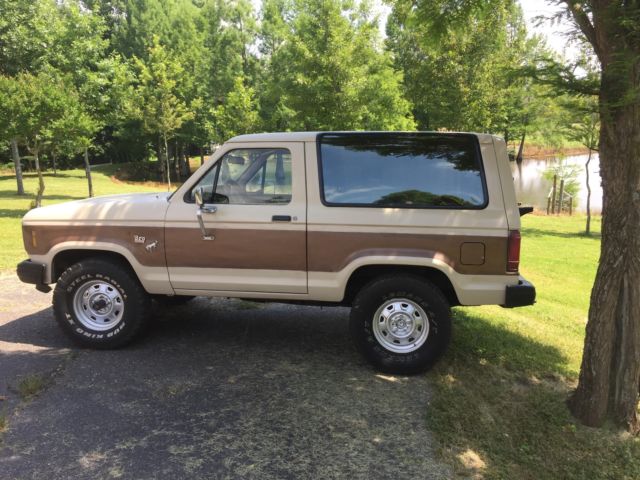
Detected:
[{"left": 21, "top": 132, "right": 523, "bottom": 306}]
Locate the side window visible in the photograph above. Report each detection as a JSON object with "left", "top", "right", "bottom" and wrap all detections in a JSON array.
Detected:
[
  {"left": 318, "top": 133, "right": 486, "bottom": 208},
  {"left": 189, "top": 148, "right": 292, "bottom": 205}
]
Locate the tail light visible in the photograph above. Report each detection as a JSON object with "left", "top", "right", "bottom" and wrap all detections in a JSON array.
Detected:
[{"left": 507, "top": 230, "right": 521, "bottom": 273}]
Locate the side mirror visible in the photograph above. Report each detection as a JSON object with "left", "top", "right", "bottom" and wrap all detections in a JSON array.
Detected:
[{"left": 194, "top": 186, "right": 205, "bottom": 208}]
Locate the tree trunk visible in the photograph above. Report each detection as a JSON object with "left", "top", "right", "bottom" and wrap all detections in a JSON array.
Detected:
[
  {"left": 200, "top": 147, "right": 205, "bottom": 166},
  {"left": 52, "top": 152, "right": 57, "bottom": 176},
  {"left": 10, "top": 138, "right": 25, "bottom": 195},
  {"left": 585, "top": 149, "right": 592, "bottom": 235},
  {"left": 516, "top": 132, "right": 526, "bottom": 164},
  {"left": 157, "top": 137, "right": 165, "bottom": 182},
  {"left": 84, "top": 148, "right": 94, "bottom": 198},
  {"left": 568, "top": 61, "right": 640, "bottom": 433},
  {"left": 33, "top": 149, "right": 45, "bottom": 208},
  {"left": 163, "top": 133, "right": 171, "bottom": 190},
  {"left": 173, "top": 139, "right": 180, "bottom": 182},
  {"left": 181, "top": 143, "right": 190, "bottom": 176}
]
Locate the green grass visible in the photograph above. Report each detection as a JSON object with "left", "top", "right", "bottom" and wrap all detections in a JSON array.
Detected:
[
  {"left": 0, "top": 409, "right": 6, "bottom": 434},
  {"left": 429, "top": 214, "right": 640, "bottom": 479},
  {"left": 16, "top": 374, "right": 46, "bottom": 400},
  {"left": 0, "top": 168, "right": 162, "bottom": 271}
]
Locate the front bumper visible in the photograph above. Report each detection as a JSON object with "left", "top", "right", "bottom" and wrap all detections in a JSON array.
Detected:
[
  {"left": 502, "top": 278, "right": 536, "bottom": 308},
  {"left": 17, "top": 259, "right": 51, "bottom": 293}
]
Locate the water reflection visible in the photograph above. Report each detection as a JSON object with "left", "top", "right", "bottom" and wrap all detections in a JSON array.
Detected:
[{"left": 510, "top": 153, "right": 602, "bottom": 213}]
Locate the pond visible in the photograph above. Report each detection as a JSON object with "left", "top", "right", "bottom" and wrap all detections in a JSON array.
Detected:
[{"left": 510, "top": 153, "right": 602, "bottom": 214}]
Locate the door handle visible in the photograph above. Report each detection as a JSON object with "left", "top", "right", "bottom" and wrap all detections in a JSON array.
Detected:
[
  {"left": 202, "top": 205, "right": 217, "bottom": 214},
  {"left": 196, "top": 208, "right": 215, "bottom": 241},
  {"left": 272, "top": 215, "right": 292, "bottom": 222}
]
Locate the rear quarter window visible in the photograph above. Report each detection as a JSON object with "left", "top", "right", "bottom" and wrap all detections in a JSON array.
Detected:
[{"left": 318, "top": 133, "right": 487, "bottom": 209}]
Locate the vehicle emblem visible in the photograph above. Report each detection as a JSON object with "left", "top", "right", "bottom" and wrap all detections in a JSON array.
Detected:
[
  {"left": 134, "top": 235, "right": 146, "bottom": 244},
  {"left": 145, "top": 240, "right": 159, "bottom": 252}
]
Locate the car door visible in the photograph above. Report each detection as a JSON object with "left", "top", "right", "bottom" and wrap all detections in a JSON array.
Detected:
[{"left": 164, "top": 142, "right": 307, "bottom": 294}]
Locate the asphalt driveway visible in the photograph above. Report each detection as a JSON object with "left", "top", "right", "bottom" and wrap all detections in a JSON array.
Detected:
[{"left": 0, "top": 274, "right": 451, "bottom": 479}]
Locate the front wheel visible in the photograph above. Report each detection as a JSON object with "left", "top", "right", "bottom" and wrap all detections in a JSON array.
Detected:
[
  {"left": 350, "top": 275, "right": 451, "bottom": 374},
  {"left": 53, "top": 259, "right": 151, "bottom": 349}
]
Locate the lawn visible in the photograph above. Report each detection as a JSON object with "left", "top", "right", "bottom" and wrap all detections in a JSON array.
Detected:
[
  {"left": 431, "top": 214, "right": 640, "bottom": 479},
  {"left": 1, "top": 170, "right": 638, "bottom": 477},
  {"left": 0, "top": 168, "right": 163, "bottom": 271}
]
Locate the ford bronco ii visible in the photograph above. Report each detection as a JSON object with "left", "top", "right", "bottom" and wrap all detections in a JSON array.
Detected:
[{"left": 18, "top": 132, "right": 535, "bottom": 373}]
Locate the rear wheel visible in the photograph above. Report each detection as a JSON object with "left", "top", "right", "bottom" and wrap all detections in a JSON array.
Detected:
[
  {"left": 350, "top": 275, "right": 451, "bottom": 374},
  {"left": 53, "top": 259, "right": 151, "bottom": 348}
]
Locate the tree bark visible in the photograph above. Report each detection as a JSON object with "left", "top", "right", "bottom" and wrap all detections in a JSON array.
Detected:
[
  {"left": 568, "top": 55, "right": 640, "bottom": 433},
  {"left": 516, "top": 132, "right": 526, "bottom": 164},
  {"left": 585, "top": 149, "right": 592, "bottom": 235},
  {"left": 173, "top": 139, "right": 180, "bottom": 182},
  {"left": 84, "top": 148, "right": 94, "bottom": 198},
  {"left": 181, "top": 143, "right": 190, "bottom": 177},
  {"left": 163, "top": 133, "right": 171, "bottom": 190},
  {"left": 33, "top": 149, "right": 45, "bottom": 208},
  {"left": 200, "top": 146, "right": 205, "bottom": 166},
  {"left": 10, "top": 138, "right": 25, "bottom": 195},
  {"left": 157, "top": 137, "right": 165, "bottom": 182}
]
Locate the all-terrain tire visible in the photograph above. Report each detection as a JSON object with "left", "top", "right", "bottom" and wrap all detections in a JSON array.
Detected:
[
  {"left": 350, "top": 275, "right": 451, "bottom": 374},
  {"left": 52, "top": 259, "right": 151, "bottom": 349}
]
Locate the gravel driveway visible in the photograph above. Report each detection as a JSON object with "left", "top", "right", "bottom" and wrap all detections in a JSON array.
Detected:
[{"left": 0, "top": 274, "right": 451, "bottom": 479}]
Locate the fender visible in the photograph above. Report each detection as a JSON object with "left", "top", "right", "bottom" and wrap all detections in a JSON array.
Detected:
[{"left": 33, "top": 241, "right": 173, "bottom": 295}]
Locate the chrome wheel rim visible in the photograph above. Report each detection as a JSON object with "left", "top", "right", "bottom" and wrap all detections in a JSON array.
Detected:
[
  {"left": 372, "top": 298, "right": 429, "bottom": 353},
  {"left": 72, "top": 280, "right": 125, "bottom": 331}
]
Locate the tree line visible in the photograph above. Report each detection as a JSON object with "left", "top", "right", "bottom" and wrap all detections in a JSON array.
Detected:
[{"left": 1, "top": 0, "right": 582, "bottom": 198}]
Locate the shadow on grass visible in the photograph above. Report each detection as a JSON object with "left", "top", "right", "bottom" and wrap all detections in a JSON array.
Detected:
[
  {"left": 449, "top": 309, "right": 570, "bottom": 375},
  {"left": 427, "top": 309, "right": 640, "bottom": 480},
  {"left": 523, "top": 227, "right": 601, "bottom": 240},
  {"left": 0, "top": 209, "right": 28, "bottom": 218},
  {"left": 0, "top": 172, "right": 86, "bottom": 181},
  {"left": 0, "top": 190, "right": 80, "bottom": 201}
]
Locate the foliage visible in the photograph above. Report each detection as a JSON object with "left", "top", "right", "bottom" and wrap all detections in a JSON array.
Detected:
[
  {"left": 259, "top": 0, "right": 415, "bottom": 131},
  {"left": 387, "top": 1, "right": 558, "bottom": 143},
  {"left": 132, "top": 37, "right": 193, "bottom": 141},
  {"left": 212, "top": 77, "right": 260, "bottom": 142},
  {"left": 0, "top": 0, "right": 591, "bottom": 168}
]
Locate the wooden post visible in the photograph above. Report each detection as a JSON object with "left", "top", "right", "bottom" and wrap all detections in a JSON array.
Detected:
[
  {"left": 551, "top": 175, "right": 558, "bottom": 214},
  {"left": 559, "top": 179, "right": 565, "bottom": 215}
]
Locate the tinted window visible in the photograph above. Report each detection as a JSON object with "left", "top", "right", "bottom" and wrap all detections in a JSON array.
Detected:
[
  {"left": 319, "top": 133, "right": 486, "bottom": 208},
  {"left": 189, "top": 148, "right": 292, "bottom": 205}
]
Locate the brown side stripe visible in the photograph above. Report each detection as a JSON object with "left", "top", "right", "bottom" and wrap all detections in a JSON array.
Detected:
[
  {"left": 24, "top": 224, "right": 508, "bottom": 275},
  {"left": 307, "top": 231, "right": 508, "bottom": 275},
  {"left": 164, "top": 227, "right": 307, "bottom": 270}
]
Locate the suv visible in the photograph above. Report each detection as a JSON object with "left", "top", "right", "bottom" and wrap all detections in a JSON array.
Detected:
[{"left": 17, "top": 132, "right": 535, "bottom": 373}]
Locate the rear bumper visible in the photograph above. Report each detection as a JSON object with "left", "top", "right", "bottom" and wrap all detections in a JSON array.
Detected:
[
  {"left": 502, "top": 277, "right": 536, "bottom": 308},
  {"left": 17, "top": 259, "right": 51, "bottom": 293}
]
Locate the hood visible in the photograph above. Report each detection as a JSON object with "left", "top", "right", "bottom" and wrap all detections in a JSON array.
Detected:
[{"left": 22, "top": 192, "right": 172, "bottom": 224}]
